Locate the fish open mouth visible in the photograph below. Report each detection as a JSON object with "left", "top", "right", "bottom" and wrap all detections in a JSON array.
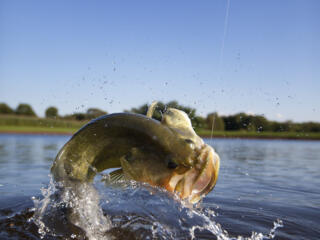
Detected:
[{"left": 166, "top": 144, "right": 220, "bottom": 203}]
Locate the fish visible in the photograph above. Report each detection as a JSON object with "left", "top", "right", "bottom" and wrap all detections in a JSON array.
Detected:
[{"left": 51, "top": 102, "right": 220, "bottom": 203}]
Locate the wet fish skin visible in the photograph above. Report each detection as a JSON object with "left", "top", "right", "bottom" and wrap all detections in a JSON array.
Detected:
[
  {"left": 51, "top": 113, "right": 194, "bottom": 182},
  {"left": 51, "top": 106, "right": 220, "bottom": 203}
]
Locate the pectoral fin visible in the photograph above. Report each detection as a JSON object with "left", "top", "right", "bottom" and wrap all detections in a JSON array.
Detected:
[{"left": 109, "top": 169, "right": 125, "bottom": 182}]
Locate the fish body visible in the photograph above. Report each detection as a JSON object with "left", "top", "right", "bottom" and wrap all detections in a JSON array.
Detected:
[{"left": 51, "top": 104, "right": 220, "bottom": 203}]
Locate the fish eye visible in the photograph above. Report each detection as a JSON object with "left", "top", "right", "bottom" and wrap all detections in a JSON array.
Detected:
[
  {"left": 184, "top": 139, "right": 195, "bottom": 149},
  {"left": 167, "top": 160, "right": 178, "bottom": 169},
  {"left": 184, "top": 139, "right": 194, "bottom": 144},
  {"left": 124, "top": 152, "right": 133, "bottom": 162}
]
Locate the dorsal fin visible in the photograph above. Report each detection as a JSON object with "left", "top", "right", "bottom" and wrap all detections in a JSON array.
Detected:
[{"left": 146, "top": 101, "right": 158, "bottom": 118}]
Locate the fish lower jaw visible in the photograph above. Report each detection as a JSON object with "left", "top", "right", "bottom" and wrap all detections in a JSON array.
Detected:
[{"left": 166, "top": 144, "right": 220, "bottom": 203}]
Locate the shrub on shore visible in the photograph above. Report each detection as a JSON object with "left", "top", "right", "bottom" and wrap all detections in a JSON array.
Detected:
[
  {"left": 15, "top": 103, "right": 37, "bottom": 117},
  {"left": 45, "top": 106, "right": 59, "bottom": 118},
  {"left": 0, "top": 103, "right": 14, "bottom": 114}
]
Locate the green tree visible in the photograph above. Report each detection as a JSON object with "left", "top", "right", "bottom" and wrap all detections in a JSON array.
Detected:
[
  {"left": 74, "top": 113, "right": 86, "bottom": 121},
  {"left": 206, "top": 112, "right": 225, "bottom": 131},
  {"left": 45, "top": 106, "right": 58, "bottom": 118},
  {"left": 236, "top": 113, "right": 254, "bottom": 131},
  {"left": 222, "top": 113, "right": 256, "bottom": 131},
  {"left": 15, "top": 103, "right": 37, "bottom": 116},
  {"left": 129, "top": 103, "right": 150, "bottom": 115},
  {"left": 251, "top": 115, "right": 270, "bottom": 131},
  {"left": 193, "top": 116, "right": 207, "bottom": 129},
  {"left": 270, "top": 121, "right": 292, "bottom": 132},
  {"left": 300, "top": 122, "right": 320, "bottom": 132},
  {"left": 0, "top": 103, "right": 14, "bottom": 114},
  {"left": 63, "top": 113, "right": 86, "bottom": 121},
  {"left": 222, "top": 115, "right": 241, "bottom": 130}
]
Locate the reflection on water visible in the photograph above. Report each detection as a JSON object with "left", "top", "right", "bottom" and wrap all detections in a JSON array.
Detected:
[
  {"left": 0, "top": 134, "right": 69, "bottom": 198},
  {"left": 0, "top": 134, "right": 319, "bottom": 239}
]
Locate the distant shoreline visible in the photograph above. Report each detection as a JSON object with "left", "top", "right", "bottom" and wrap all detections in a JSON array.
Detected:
[
  {"left": 0, "top": 130, "right": 73, "bottom": 136},
  {"left": 199, "top": 134, "right": 320, "bottom": 141},
  {"left": 196, "top": 128, "right": 320, "bottom": 140},
  {"left": 1, "top": 128, "right": 320, "bottom": 141},
  {"left": 0, "top": 126, "right": 76, "bottom": 136}
]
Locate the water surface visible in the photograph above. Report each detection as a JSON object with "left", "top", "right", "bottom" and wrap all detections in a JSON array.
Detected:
[{"left": 0, "top": 134, "right": 319, "bottom": 239}]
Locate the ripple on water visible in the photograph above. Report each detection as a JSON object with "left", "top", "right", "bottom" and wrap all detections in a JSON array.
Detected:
[
  {"left": 21, "top": 175, "right": 283, "bottom": 240},
  {"left": 2, "top": 136, "right": 319, "bottom": 240}
]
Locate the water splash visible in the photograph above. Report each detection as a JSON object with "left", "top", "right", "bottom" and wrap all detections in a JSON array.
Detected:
[
  {"left": 31, "top": 177, "right": 112, "bottom": 240},
  {"left": 30, "top": 174, "right": 283, "bottom": 240}
]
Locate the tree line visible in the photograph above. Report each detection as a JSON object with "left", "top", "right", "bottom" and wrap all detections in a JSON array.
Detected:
[
  {"left": 1, "top": 102, "right": 319, "bottom": 132},
  {"left": 127, "top": 101, "right": 320, "bottom": 133},
  {"left": 0, "top": 103, "right": 107, "bottom": 121}
]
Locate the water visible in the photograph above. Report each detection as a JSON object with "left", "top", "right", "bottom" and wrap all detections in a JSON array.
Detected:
[{"left": 0, "top": 134, "right": 319, "bottom": 239}]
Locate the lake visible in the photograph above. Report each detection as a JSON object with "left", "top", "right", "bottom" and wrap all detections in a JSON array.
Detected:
[{"left": 0, "top": 134, "right": 319, "bottom": 240}]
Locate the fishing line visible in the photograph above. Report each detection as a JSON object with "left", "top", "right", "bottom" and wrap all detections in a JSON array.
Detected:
[
  {"left": 211, "top": 0, "right": 231, "bottom": 141},
  {"left": 210, "top": 115, "right": 216, "bottom": 139}
]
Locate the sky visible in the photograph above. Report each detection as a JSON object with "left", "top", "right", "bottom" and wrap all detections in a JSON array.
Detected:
[{"left": 0, "top": 0, "right": 319, "bottom": 122}]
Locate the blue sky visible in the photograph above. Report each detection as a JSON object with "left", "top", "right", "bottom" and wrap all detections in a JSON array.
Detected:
[{"left": 0, "top": 0, "right": 319, "bottom": 122}]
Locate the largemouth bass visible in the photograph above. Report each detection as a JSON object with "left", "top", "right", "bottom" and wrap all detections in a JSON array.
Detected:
[{"left": 51, "top": 102, "right": 220, "bottom": 203}]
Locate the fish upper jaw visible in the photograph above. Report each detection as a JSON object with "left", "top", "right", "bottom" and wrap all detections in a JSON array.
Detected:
[{"left": 166, "top": 144, "right": 220, "bottom": 203}]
